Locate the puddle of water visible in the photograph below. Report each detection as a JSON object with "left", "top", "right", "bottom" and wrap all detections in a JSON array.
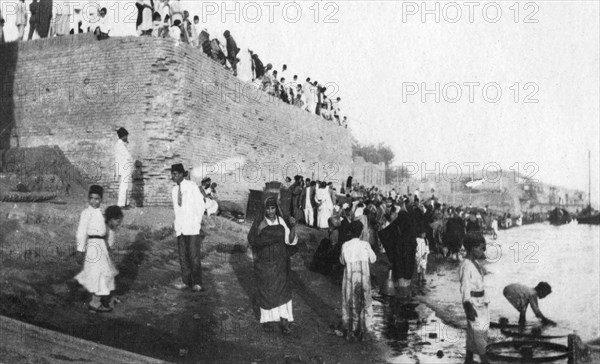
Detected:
[{"left": 371, "top": 290, "right": 465, "bottom": 363}]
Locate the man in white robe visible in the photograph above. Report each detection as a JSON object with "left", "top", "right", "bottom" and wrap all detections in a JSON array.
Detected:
[{"left": 114, "top": 127, "right": 133, "bottom": 208}]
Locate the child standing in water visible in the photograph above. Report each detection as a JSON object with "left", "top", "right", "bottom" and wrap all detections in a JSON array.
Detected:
[
  {"left": 415, "top": 231, "right": 429, "bottom": 291},
  {"left": 74, "top": 185, "right": 123, "bottom": 313},
  {"left": 460, "top": 232, "right": 490, "bottom": 364}
]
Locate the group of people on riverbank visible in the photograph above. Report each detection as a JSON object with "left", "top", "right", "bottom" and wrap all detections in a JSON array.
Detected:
[
  {"left": 74, "top": 135, "right": 559, "bottom": 358},
  {"left": 74, "top": 129, "right": 221, "bottom": 312},
  {"left": 289, "top": 177, "right": 560, "bottom": 355}
]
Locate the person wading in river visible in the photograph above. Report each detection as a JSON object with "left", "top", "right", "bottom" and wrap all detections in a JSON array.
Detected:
[{"left": 503, "top": 282, "right": 556, "bottom": 326}]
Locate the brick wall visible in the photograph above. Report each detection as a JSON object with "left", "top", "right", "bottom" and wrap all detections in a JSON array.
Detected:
[{"left": 0, "top": 34, "right": 354, "bottom": 206}]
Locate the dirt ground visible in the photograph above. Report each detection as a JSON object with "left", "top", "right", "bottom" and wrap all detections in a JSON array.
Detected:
[
  {"left": 4, "top": 201, "right": 596, "bottom": 364},
  {"left": 0, "top": 201, "right": 390, "bottom": 364}
]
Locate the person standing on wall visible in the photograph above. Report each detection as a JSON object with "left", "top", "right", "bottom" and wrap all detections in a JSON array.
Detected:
[
  {"left": 114, "top": 127, "right": 133, "bottom": 209},
  {"left": 93, "top": 7, "right": 111, "bottom": 40},
  {"left": 0, "top": 9, "right": 5, "bottom": 44},
  {"left": 223, "top": 30, "right": 240, "bottom": 76},
  {"left": 28, "top": 0, "right": 40, "bottom": 40},
  {"left": 181, "top": 11, "right": 192, "bottom": 43},
  {"left": 15, "top": 0, "right": 28, "bottom": 41},
  {"left": 171, "top": 163, "right": 206, "bottom": 292},
  {"left": 190, "top": 16, "right": 200, "bottom": 46},
  {"left": 136, "top": 0, "right": 154, "bottom": 36}
]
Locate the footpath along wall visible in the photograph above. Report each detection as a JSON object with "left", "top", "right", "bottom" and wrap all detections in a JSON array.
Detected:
[{"left": 0, "top": 34, "right": 353, "bottom": 206}]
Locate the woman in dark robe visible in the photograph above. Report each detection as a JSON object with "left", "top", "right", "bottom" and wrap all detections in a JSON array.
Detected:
[
  {"left": 247, "top": 196, "right": 298, "bottom": 334},
  {"left": 378, "top": 199, "right": 416, "bottom": 301},
  {"left": 444, "top": 210, "right": 466, "bottom": 259}
]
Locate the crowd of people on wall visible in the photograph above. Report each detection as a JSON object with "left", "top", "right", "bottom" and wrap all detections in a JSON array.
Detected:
[
  {"left": 0, "top": 0, "right": 98, "bottom": 42},
  {"left": 249, "top": 58, "right": 347, "bottom": 127},
  {"left": 0, "top": 0, "right": 349, "bottom": 128}
]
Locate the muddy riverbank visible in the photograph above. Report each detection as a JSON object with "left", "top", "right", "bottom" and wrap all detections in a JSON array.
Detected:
[
  {"left": 4, "top": 202, "right": 594, "bottom": 363},
  {"left": 1, "top": 202, "right": 391, "bottom": 364}
]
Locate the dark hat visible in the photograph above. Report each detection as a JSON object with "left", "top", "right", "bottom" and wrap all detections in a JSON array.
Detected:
[
  {"left": 171, "top": 163, "right": 185, "bottom": 174},
  {"left": 265, "top": 196, "right": 278, "bottom": 208},
  {"left": 350, "top": 220, "right": 364, "bottom": 238},
  {"left": 105, "top": 205, "right": 123, "bottom": 221},
  {"left": 89, "top": 185, "right": 104, "bottom": 197},
  {"left": 463, "top": 232, "right": 486, "bottom": 250},
  {"left": 223, "top": 30, "right": 230, "bottom": 37},
  {"left": 117, "top": 127, "right": 128, "bottom": 138}
]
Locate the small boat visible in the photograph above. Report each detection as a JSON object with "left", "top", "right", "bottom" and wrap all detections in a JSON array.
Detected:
[
  {"left": 577, "top": 151, "right": 599, "bottom": 225},
  {"left": 577, "top": 212, "right": 600, "bottom": 225},
  {"left": 548, "top": 207, "right": 572, "bottom": 226}
]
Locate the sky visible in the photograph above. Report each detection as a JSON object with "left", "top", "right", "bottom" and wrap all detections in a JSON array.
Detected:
[{"left": 2, "top": 0, "right": 599, "bottom": 206}]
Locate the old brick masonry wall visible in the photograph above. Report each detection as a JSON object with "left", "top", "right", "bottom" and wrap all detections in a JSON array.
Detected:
[{"left": 0, "top": 35, "right": 353, "bottom": 206}]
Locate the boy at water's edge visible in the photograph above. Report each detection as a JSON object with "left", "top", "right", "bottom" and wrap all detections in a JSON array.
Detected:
[
  {"left": 459, "top": 232, "right": 490, "bottom": 364},
  {"left": 503, "top": 282, "right": 556, "bottom": 326}
]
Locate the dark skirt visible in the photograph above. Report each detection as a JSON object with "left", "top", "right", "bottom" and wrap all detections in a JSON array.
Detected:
[
  {"left": 396, "top": 242, "right": 416, "bottom": 280},
  {"left": 253, "top": 241, "right": 292, "bottom": 310}
]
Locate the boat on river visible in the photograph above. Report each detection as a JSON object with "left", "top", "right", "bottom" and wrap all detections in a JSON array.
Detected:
[
  {"left": 548, "top": 207, "right": 572, "bottom": 225},
  {"left": 577, "top": 151, "right": 599, "bottom": 225},
  {"left": 577, "top": 206, "right": 600, "bottom": 225}
]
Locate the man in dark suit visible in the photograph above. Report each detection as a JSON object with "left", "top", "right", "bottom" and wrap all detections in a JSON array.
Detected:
[{"left": 28, "top": 0, "right": 39, "bottom": 40}]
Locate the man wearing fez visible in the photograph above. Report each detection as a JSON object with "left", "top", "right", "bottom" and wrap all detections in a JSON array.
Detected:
[
  {"left": 171, "top": 163, "right": 206, "bottom": 292},
  {"left": 114, "top": 128, "right": 133, "bottom": 208}
]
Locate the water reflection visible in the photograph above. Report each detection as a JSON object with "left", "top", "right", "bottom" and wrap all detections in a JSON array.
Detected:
[
  {"left": 370, "top": 223, "right": 599, "bottom": 363},
  {"left": 372, "top": 290, "right": 465, "bottom": 363},
  {"left": 484, "top": 223, "right": 599, "bottom": 340}
]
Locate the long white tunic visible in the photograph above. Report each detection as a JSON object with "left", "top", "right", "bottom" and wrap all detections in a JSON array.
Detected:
[
  {"left": 459, "top": 259, "right": 490, "bottom": 356},
  {"left": 74, "top": 206, "right": 118, "bottom": 296},
  {"left": 315, "top": 187, "right": 333, "bottom": 228},
  {"left": 415, "top": 237, "right": 430, "bottom": 273},
  {"left": 204, "top": 187, "right": 219, "bottom": 216},
  {"left": 340, "top": 238, "right": 376, "bottom": 333},
  {"left": 114, "top": 139, "right": 133, "bottom": 177}
]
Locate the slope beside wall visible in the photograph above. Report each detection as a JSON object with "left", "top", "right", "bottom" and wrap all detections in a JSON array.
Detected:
[{"left": 0, "top": 34, "right": 353, "bottom": 206}]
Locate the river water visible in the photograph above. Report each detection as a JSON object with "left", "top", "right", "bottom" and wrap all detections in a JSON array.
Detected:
[
  {"left": 371, "top": 222, "right": 599, "bottom": 363},
  {"left": 484, "top": 222, "right": 599, "bottom": 340}
]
